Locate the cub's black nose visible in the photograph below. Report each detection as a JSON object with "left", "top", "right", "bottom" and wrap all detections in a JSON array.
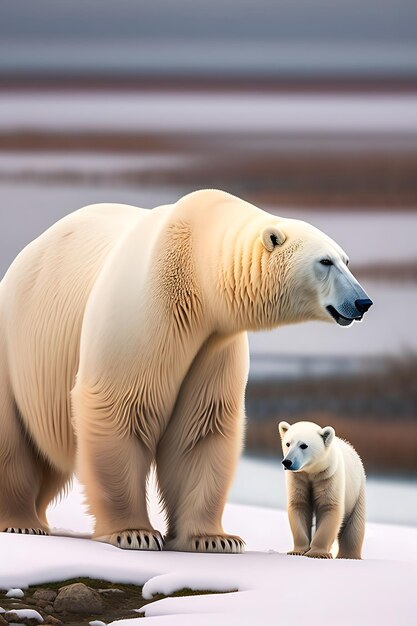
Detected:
[
  {"left": 355, "top": 298, "right": 373, "bottom": 314},
  {"left": 282, "top": 459, "right": 293, "bottom": 469}
]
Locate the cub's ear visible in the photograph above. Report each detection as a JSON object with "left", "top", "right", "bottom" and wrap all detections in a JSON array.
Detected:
[
  {"left": 322, "top": 426, "right": 335, "bottom": 447},
  {"left": 260, "top": 226, "right": 286, "bottom": 252},
  {"left": 278, "top": 421, "right": 291, "bottom": 439}
]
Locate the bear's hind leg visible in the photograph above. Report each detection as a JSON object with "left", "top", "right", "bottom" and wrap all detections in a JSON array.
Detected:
[
  {"left": 73, "top": 383, "right": 163, "bottom": 550},
  {"left": 157, "top": 334, "right": 248, "bottom": 553},
  {"left": 35, "top": 463, "right": 71, "bottom": 529},
  {"left": 337, "top": 487, "right": 365, "bottom": 560},
  {"left": 0, "top": 384, "right": 49, "bottom": 535}
]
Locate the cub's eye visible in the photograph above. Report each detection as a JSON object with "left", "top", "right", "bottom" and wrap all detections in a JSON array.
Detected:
[
  {"left": 286, "top": 442, "right": 290, "bottom": 447},
  {"left": 300, "top": 443, "right": 308, "bottom": 450},
  {"left": 320, "top": 259, "right": 333, "bottom": 266}
]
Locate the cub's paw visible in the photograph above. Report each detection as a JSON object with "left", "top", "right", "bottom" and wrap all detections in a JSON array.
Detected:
[
  {"left": 3, "top": 527, "right": 49, "bottom": 536},
  {"left": 288, "top": 548, "right": 309, "bottom": 556},
  {"left": 96, "top": 529, "right": 164, "bottom": 551},
  {"left": 305, "top": 549, "right": 333, "bottom": 559},
  {"left": 192, "top": 534, "right": 245, "bottom": 554}
]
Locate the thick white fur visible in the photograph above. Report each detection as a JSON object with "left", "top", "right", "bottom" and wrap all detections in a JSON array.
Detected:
[
  {"left": 279, "top": 420, "right": 366, "bottom": 559},
  {"left": 0, "top": 190, "right": 362, "bottom": 551}
]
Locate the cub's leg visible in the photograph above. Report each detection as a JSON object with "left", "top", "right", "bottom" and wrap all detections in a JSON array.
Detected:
[
  {"left": 72, "top": 382, "right": 163, "bottom": 550},
  {"left": 286, "top": 474, "right": 313, "bottom": 555},
  {"left": 157, "top": 333, "right": 249, "bottom": 553},
  {"left": 337, "top": 487, "right": 365, "bottom": 559},
  {"left": 305, "top": 503, "right": 344, "bottom": 559},
  {"left": 0, "top": 358, "right": 48, "bottom": 535}
]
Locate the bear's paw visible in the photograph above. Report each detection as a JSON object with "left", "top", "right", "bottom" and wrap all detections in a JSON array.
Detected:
[
  {"left": 95, "top": 529, "right": 164, "bottom": 551},
  {"left": 304, "top": 549, "right": 333, "bottom": 559},
  {"left": 3, "top": 527, "right": 49, "bottom": 536},
  {"left": 287, "top": 548, "right": 309, "bottom": 556},
  {"left": 191, "top": 534, "right": 245, "bottom": 554}
]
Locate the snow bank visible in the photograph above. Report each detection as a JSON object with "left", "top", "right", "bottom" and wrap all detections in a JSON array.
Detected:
[{"left": 1, "top": 483, "right": 417, "bottom": 626}]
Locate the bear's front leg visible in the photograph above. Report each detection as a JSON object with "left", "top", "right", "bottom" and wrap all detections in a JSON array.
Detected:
[
  {"left": 305, "top": 504, "right": 343, "bottom": 559},
  {"left": 72, "top": 382, "right": 163, "bottom": 551},
  {"left": 156, "top": 333, "right": 249, "bottom": 553},
  {"left": 286, "top": 476, "right": 313, "bottom": 556}
]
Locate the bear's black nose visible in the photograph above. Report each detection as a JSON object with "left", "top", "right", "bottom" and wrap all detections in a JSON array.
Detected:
[
  {"left": 282, "top": 459, "right": 293, "bottom": 469},
  {"left": 355, "top": 298, "right": 373, "bottom": 314}
]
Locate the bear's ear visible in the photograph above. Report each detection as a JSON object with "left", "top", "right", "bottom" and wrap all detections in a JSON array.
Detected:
[
  {"left": 260, "top": 226, "right": 286, "bottom": 252},
  {"left": 322, "top": 426, "right": 335, "bottom": 447},
  {"left": 278, "top": 421, "right": 290, "bottom": 439}
]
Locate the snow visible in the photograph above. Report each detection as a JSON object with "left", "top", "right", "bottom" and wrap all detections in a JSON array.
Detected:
[
  {"left": 1, "top": 476, "right": 417, "bottom": 626},
  {"left": 5, "top": 608, "right": 43, "bottom": 622},
  {"left": 5, "top": 588, "right": 24, "bottom": 598},
  {"left": 1, "top": 93, "right": 417, "bottom": 134},
  {"left": 89, "top": 621, "right": 107, "bottom": 626}
]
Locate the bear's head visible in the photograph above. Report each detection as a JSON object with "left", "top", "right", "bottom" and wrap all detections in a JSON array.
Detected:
[
  {"left": 278, "top": 420, "right": 335, "bottom": 473},
  {"left": 258, "top": 218, "right": 372, "bottom": 328}
]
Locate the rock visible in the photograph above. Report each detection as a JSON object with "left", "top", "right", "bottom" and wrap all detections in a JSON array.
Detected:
[
  {"left": 32, "top": 591, "right": 56, "bottom": 604},
  {"left": 97, "top": 588, "right": 124, "bottom": 595},
  {"left": 26, "top": 601, "right": 47, "bottom": 610},
  {"left": 0, "top": 615, "right": 7, "bottom": 625},
  {"left": 43, "top": 617, "right": 63, "bottom": 626},
  {"left": 53, "top": 583, "right": 103, "bottom": 615},
  {"left": 5, "top": 590, "right": 24, "bottom": 600}
]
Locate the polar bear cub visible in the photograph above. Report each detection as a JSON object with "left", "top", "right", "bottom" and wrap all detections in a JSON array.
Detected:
[{"left": 278, "top": 420, "right": 366, "bottom": 559}]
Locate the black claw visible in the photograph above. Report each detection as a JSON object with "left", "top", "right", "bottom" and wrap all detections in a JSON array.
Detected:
[
  {"left": 18, "top": 528, "right": 22, "bottom": 533},
  {"left": 11, "top": 528, "right": 15, "bottom": 533},
  {"left": 25, "top": 528, "right": 29, "bottom": 534},
  {"left": 212, "top": 540, "right": 216, "bottom": 549},
  {"left": 154, "top": 536, "right": 162, "bottom": 551},
  {"left": 137, "top": 534, "right": 141, "bottom": 547},
  {"left": 221, "top": 540, "right": 226, "bottom": 549},
  {"left": 32, "top": 528, "right": 36, "bottom": 534},
  {"left": 145, "top": 534, "right": 150, "bottom": 547},
  {"left": 205, "top": 540, "right": 209, "bottom": 550},
  {"left": 117, "top": 535, "right": 121, "bottom": 545},
  {"left": 195, "top": 540, "right": 200, "bottom": 550},
  {"left": 127, "top": 534, "right": 132, "bottom": 545}
]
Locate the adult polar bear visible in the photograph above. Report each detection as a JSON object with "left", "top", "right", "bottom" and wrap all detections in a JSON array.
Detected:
[{"left": 0, "top": 190, "right": 372, "bottom": 552}]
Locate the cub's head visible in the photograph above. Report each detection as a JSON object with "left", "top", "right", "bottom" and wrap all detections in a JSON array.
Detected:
[
  {"left": 278, "top": 420, "right": 335, "bottom": 473},
  {"left": 260, "top": 218, "right": 372, "bottom": 327}
]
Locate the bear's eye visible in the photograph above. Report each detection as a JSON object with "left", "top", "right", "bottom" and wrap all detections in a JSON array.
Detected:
[
  {"left": 300, "top": 443, "right": 308, "bottom": 449},
  {"left": 286, "top": 442, "right": 290, "bottom": 447},
  {"left": 320, "top": 259, "right": 333, "bottom": 266}
]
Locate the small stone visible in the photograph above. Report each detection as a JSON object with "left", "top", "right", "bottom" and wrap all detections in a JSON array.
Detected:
[
  {"left": 0, "top": 615, "right": 7, "bottom": 625},
  {"left": 32, "top": 592, "right": 56, "bottom": 605},
  {"left": 5, "top": 591, "right": 24, "bottom": 600},
  {"left": 43, "top": 617, "right": 63, "bottom": 626},
  {"left": 42, "top": 608, "right": 53, "bottom": 615},
  {"left": 97, "top": 588, "right": 124, "bottom": 595},
  {"left": 53, "top": 583, "right": 103, "bottom": 615}
]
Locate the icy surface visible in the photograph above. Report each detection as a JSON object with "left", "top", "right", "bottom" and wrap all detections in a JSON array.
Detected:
[{"left": 0, "top": 479, "right": 416, "bottom": 626}]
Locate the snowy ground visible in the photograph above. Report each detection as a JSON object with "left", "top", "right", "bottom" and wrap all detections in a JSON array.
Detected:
[{"left": 1, "top": 474, "right": 417, "bottom": 626}]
